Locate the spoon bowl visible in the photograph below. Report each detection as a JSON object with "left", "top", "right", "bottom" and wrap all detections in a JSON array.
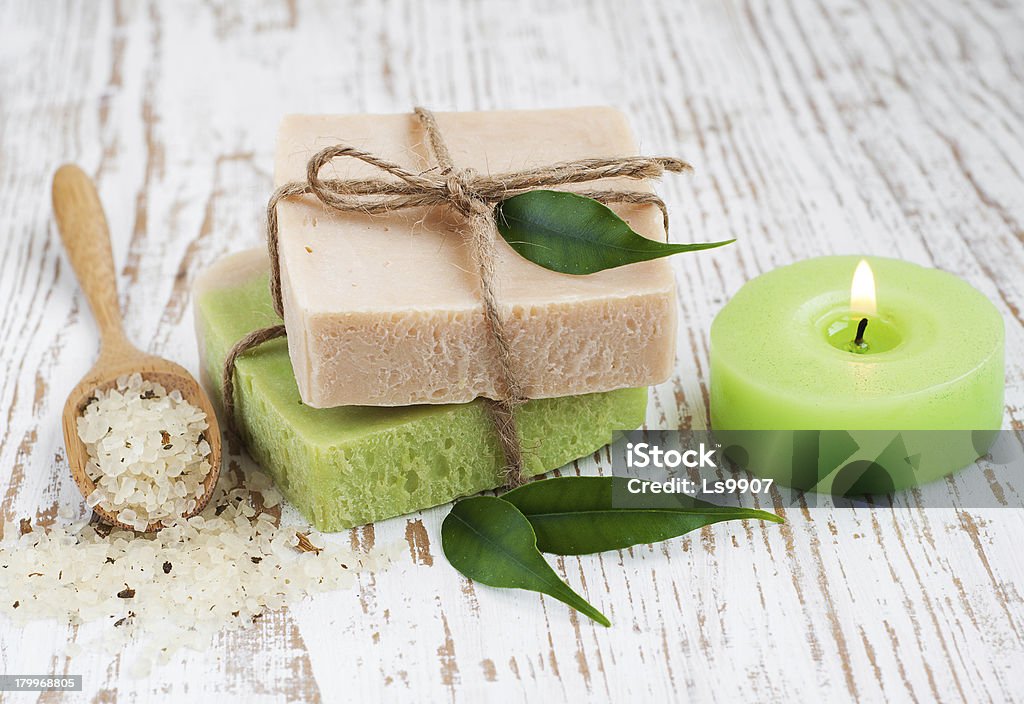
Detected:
[{"left": 53, "top": 164, "right": 221, "bottom": 532}]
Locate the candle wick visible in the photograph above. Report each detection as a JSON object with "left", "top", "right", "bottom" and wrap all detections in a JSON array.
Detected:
[{"left": 854, "top": 317, "right": 869, "bottom": 346}]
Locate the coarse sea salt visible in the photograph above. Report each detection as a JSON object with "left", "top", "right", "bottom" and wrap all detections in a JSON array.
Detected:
[
  {"left": 77, "top": 373, "right": 212, "bottom": 530},
  {"left": 0, "top": 460, "right": 396, "bottom": 674}
]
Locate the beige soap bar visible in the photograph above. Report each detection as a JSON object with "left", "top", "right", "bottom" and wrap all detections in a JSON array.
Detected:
[{"left": 276, "top": 108, "right": 677, "bottom": 407}]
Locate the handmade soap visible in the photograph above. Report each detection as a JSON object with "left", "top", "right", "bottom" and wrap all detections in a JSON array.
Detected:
[
  {"left": 275, "top": 108, "right": 678, "bottom": 407},
  {"left": 195, "top": 250, "right": 648, "bottom": 530}
]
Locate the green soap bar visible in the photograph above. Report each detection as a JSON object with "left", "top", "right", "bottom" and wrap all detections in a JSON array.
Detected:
[{"left": 194, "top": 251, "right": 648, "bottom": 530}]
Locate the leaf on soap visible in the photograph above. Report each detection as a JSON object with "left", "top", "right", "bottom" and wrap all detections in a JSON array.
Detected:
[
  {"left": 502, "top": 476, "right": 784, "bottom": 555},
  {"left": 441, "top": 496, "right": 610, "bottom": 627},
  {"left": 494, "top": 190, "right": 733, "bottom": 275}
]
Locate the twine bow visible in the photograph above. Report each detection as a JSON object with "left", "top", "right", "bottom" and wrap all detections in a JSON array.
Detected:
[{"left": 223, "top": 107, "right": 691, "bottom": 488}]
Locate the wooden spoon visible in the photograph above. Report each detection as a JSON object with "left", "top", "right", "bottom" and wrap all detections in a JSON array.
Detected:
[{"left": 52, "top": 164, "right": 221, "bottom": 532}]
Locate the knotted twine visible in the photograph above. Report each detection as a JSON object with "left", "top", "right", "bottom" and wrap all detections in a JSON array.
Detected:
[{"left": 222, "top": 107, "right": 691, "bottom": 489}]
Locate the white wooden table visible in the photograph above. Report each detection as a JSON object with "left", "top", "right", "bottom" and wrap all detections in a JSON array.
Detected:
[{"left": 2, "top": 1, "right": 1023, "bottom": 701}]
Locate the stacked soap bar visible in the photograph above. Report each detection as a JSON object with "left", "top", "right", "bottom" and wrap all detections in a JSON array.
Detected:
[
  {"left": 195, "top": 250, "right": 648, "bottom": 531},
  {"left": 275, "top": 108, "right": 677, "bottom": 408}
]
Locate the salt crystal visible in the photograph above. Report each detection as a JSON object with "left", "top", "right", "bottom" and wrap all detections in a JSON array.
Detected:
[
  {"left": 77, "top": 376, "right": 214, "bottom": 528},
  {"left": 2, "top": 377, "right": 396, "bottom": 677},
  {"left": 0, "top": 462, "right": 390, "bottom": 676}
]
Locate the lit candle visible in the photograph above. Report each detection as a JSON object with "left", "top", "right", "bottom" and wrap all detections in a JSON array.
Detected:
[{"left": 709, "top": 256, "right": 1004, "bottom": 493}]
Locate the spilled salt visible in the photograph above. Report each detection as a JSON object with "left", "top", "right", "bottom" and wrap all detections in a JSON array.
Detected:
[{"left": 0, "top": 461, "right": 397, "bottom": 674}]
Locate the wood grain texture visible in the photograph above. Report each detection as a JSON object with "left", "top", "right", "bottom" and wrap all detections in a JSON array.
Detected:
[
  {"left": 51, "top": 165, "right": 126, "bottom": 347},
  {"left": 1, "top": 0, "right": 1022, "bottom": 701}
]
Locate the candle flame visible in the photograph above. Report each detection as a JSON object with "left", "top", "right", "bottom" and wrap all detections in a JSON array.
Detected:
[{"left": 850, "top": 259, "right": 877, "bottom": 315}]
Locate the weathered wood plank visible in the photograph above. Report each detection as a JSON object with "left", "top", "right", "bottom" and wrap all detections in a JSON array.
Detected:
[{"left": 0, "top": 0, "right": 1022, "bottom": 701}]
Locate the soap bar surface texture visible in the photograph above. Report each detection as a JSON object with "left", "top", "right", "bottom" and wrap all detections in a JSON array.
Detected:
[
  {"left": 276, "top": 107, "right": 677, "bottom": 407},
  {"left": 195, "top": 250, "right": 648, "bottom": 531}
]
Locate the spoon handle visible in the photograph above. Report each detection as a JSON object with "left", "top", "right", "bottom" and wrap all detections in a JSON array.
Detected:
[{"left": 52, "top": 164, "right": 130, "bottom": 354}]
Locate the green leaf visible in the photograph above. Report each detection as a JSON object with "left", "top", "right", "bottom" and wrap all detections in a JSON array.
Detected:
[
  {"left": 494, "top": 190, "right": 734, "bottom": 275},
  {"left": 502, "top": 476, "right": 784, "bottom": 555},
  {"left": 441, "top": 496, "right": 610, "bottom": 626}
]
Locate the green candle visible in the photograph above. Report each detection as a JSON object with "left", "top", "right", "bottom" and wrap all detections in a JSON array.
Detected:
[{"left": 710, "top": 256, "right": 1004, "bottom": 493}]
